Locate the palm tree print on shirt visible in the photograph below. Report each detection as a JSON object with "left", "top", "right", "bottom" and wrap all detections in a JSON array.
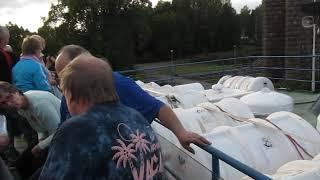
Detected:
[
  {"left": 112, "top": 123, "right": 163, "bottom": 180},
  {"left": 112, "top": 139, "right": 137, "bottom": 169}
]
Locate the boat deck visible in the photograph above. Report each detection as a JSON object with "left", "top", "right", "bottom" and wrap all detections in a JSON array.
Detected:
[{"left": 280, "top": 90, "right": 319, "bottom": 127}]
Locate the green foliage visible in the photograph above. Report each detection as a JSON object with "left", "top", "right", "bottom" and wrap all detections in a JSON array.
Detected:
[
  {"left": 239, "top": 4, "right": 263, "bottom": 44},
  {"left": 6, "top": 0, "right": 261, "bottom": 69},
  {"left": 5, "top": 22, "right": 31, "bottom": 56}
]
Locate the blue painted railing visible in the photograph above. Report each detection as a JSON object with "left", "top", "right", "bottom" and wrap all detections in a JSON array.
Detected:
[{"left": 197, "top": 144, "right": 272, "bottom": 180}]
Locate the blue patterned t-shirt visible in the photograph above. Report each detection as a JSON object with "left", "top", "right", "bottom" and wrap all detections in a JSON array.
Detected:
[{"left": 39, "top": 102, "right": 164, "bottom": 180}]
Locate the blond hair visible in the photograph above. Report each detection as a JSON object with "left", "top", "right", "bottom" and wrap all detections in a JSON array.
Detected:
[
  {"left": 21, "top": 36, "right": 42, "bottom": 55},
  {"left": 59, "top": 55, "right": 119, "bottom": 104},
  {"left": 30, "top": 34, "right": 46, "bottom": 50}
]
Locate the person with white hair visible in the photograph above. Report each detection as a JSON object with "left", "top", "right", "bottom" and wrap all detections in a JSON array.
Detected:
[
  {"left": 3, "top": 45, "right": 13, "bottom": 53},
  {"left": 0, "top": 25, "right": 18, "bottom": 83}
]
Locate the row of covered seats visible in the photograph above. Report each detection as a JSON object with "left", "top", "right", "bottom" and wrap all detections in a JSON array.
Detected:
[
  {"left": 137, "top": 76, "right": 294, "bottom": 117},
  {"left": 138, "top": 76, "right": 316, "bottom": 180},
  {"left": 136, "top": 75, "right": 274, "bottom": 98}
]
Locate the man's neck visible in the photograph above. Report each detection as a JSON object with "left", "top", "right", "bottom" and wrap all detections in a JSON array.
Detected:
[
  {"left": 21, "top": 95, "right": 29, "bottom": 110},
  {"left": 73, "top": 101, "right": 94, "bottom": 116}
]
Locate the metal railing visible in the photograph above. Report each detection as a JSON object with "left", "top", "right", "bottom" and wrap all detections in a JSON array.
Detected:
[
  {"left": 120, "top": 55, "right": 320, "bottom": 91},
  {"left": 198, "top": 144, "right": 272, "bottom": 180}
]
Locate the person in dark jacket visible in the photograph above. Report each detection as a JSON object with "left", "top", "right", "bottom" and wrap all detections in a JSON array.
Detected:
[{"left": 0, "top": 25, "right": 18, "bottom": 83}]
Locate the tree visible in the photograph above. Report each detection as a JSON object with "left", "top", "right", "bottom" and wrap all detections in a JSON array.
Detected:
[
  {"left": 38, "top": 0, "right": 248, "bottom": 67},
  {"left": 6, "top": 22, "right": 31, "bottom": 55},
  {"left": 214, "top": 3, "right": 240, "bottom": 51},
  {"left": 41, "top": 0, "right": 153, "bottom": 70},
  {"left": 239, "top": 5, "right": 262, "bottom": 44},
  {"left": 239, "top": 6, "right": 251, "bottom": 38},
  {"left": 252, "top": 5, "right": 263, "bottom": 45},
  {"left": 150, "top": 1, "right": 178, "bottom": 60}
]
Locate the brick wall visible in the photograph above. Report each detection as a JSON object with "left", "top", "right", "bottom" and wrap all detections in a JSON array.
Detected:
[
  {"left": 262, "top": 0, "right": 286, "bottom": 78},
  {"left": 263, "top": 0, "right": 320, "bottom": 88}
]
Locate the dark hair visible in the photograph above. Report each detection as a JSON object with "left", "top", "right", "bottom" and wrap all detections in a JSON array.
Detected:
[{"left": 0, "top": 81, "right": 21, "bottom": 99}]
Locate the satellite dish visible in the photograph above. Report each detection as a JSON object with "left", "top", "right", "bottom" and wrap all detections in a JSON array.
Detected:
[{"left": 302, "top": 16, "right": 314, "bottom": 28}]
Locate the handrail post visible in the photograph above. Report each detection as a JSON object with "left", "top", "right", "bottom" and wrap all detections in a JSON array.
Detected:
[
  {"left": 222, "top": 58, "right": 225, "bottom": 76},
  {"left": 250, "top": 57, "right": 254, "bottom": 75},
  {"left": 212, "top": 155, "right": 220, "bottom": 180},
  {"left": 312, "top": 24, "right": 316, "bottom": 92},
  {"left": 198, "top": 144, "right": 272, "bottom": 180},
  {"left": 170, "top": 49, "right": 175, "bottom": 85}
]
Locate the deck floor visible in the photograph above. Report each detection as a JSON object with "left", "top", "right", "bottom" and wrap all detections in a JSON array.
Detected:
[{"left": 280, "top": 90, "right": 319, "bottom": 127}]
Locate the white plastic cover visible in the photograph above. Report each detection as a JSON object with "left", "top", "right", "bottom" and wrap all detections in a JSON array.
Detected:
[
  {"left": 173, "top": 83, "right": 205, "bottom": 94},
  {"left": 211, "top": 84, "right": 224, "bottom": 93},
  {"left": 235, "top": 76, "right": 252, "bottom": 89},
  {"left": 269, "top": 160, "right": 320, "bottom": 180},
  {"left": 217, "top": 75, "right": 232, "bottom": 85},
  {"left": 204, "top": 88, "right": 251, "bottom": 102},
  {"left": 223, "top": 76, "right": 237, "bottom": 88},
  {"left": 266, "top": 112, "right": 320, "bottom": 158},
  {"left": 229, "top": 76, "right": 243, "bottom": 89},
  {"left": 240, "top": 88, "right": 294, "bottom": 116},
  {"left": 143, "top": 82, "right": 160, "bottom": 89},
  {"left": 167, "top": 91, "right": 208, "bottom": 109},
  {"left": 239, "top": 77, "right": 255, "bottom": 91},
  {"left": 214, "top": 98, "right": 255, "bottom": 119},
  {"left": 153, "top": 85, "right": 174, "bottom": 96},
  {"left": 175, "top": 104, "right": 244, "bottom": 133},
  {"left": 135, "top": 80, "right": 145, "bottom": 86},
  {"left": 247, "top": 77, "right": 274, "bottom": 91},
  {"left": 203, "top": 113, "right": 320, "bottom": 180},
  {"left": 217, "top": 75, "right": 274, "bottom": 92},
  {"left": 198, "top": 122, "right": 299, "bottom": 180},
  {"left": 154, "top": 111, "right": 320, "bottom": 180}
]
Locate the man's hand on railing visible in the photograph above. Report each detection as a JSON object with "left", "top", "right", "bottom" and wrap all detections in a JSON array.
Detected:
[
  {"left": 158, "top": 105, "right": 211, "bottom": 154},
  {"left": 176, "top": 130, "right": 211, "bottom": 154}
]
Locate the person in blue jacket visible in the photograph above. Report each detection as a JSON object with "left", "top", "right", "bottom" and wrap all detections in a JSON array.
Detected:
[
  {"left": 55, "top": 45, "right": 210, "bottom": 153},
  {"left": 12, "top": 36, "right": 52, "bottom": 93}
]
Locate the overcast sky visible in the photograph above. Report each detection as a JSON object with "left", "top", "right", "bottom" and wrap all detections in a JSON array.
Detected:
[{"left": 0, "top": 0, "right": 261, "bottom": 32}]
